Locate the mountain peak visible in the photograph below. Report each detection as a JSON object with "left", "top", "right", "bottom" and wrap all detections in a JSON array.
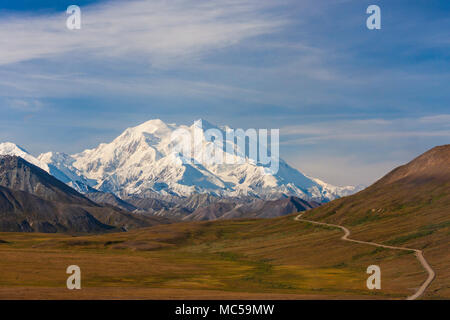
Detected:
[
  {"left": 0, "top": 155, "right": 163, "bottom": 233},
  {"left": 380, "top": 144, "right": 450, "bottom": 185},
  {"left": 0, "top": 141, "right": 29, "bottom": 154},
  {"left": 3, "top": 120, "right": 361, "bottom": 202},
  {"left": 38, "top": 151, "right": 72, "bottom": 164},
  {"left": 116, "top": 119, "right": 173, "bottom": 144},
  {"left": 0, "top": 141, "right": 48, "bottom": 171},
  {"left": 133, "top": 118, "right": 168, "bottom": 132},
  {"left": 0, "top": 155, "right": 91, "bottom": 205},
  {"left": 63, "top": 119, "right": 358, "bottom": 201}
]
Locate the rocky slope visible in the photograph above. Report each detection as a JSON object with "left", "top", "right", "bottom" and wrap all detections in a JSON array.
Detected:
[
  {"left": 0, "top": 156, "right": 166, "bottom": 233},
  {"left": 183, "top": 196, "right": 320, "bottom": 221}
]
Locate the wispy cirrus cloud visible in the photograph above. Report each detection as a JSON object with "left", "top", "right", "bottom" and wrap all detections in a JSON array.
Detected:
[
  {"left": 5, "top": 98, "right": 44, "bottom": 112},
  {"left": 280, "top": 115, "right": 450, "bottom": 186},
  {"left": 1, "top": 0, "right": 449, "bottom": 187},
  {"left": 281, "top": 117, "right": 450, "bottom": 145},
  {"left": 419, "top": 114, "right": 450, "bottom": 125},
  {"left": 0, "top": 0, "right": 288, "bottom": 66}
]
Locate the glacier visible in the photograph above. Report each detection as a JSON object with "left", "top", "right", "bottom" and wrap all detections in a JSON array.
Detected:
[{"left": 0, "top": 119, "right": 363, "bottom": 202}]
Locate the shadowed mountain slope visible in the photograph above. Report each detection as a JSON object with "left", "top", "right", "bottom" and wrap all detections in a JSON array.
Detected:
[
  {"left": 0, "top": 156, "right": 93, "bottom": 205},
  {"left": 0, "top": 185, "right": 112, "bottom": 233},
  {"left": 0, "top": 156, "right": 167, "bottom": 233},
  {"left": 183, "top": 196, "right": 319, "bottom": 221},
  {"left": 303, "top": 145, "right": 450, "bottom": 298},
  {"left": 86, "top": 191, "right": 138, "bottom": 212}
]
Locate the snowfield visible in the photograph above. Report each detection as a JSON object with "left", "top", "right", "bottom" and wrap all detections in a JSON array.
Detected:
[{"left": 0, "top": 119, "right": 363, "bottom": 202}]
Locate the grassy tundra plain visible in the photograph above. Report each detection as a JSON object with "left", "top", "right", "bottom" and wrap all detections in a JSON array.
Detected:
[
  {"left": 0, "top": 146, "right": 448, "bottom": 300},
  {"left": 0, "top": 215, "right": 428, "bottom": 299}
]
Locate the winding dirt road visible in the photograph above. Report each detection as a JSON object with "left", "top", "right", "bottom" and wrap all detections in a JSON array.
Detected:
[{"left": 295, "top": 213, "right": 435, "bottom": 300}]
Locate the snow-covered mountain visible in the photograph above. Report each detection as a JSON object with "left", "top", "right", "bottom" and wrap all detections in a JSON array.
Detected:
[
  {"left": 0, "top": 119, "right": 363, "bottom": 202},
  {"left": 0, "top": 142, "right": 93, "bottom": 193},
  {"left": 0, "top": 142, "right": 49, "bottom": 171},
  {"left": 37, "top": 151, "right": 97, "bottom": 193}
]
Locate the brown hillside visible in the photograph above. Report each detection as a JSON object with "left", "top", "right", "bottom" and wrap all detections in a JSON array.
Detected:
[
  {"left": 377, "top": 144, "right": 450, "bottom": 185},
  {"left": 304, "top": 145, "right": 450, "bottom": 298}
]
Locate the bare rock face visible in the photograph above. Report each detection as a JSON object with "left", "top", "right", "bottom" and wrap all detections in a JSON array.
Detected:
[
  {"left": 0, "top": 185, "right": 112, "bottom": 233},
  {"left": 86, "top": 191, "right": 138, "bottom": 212},
  {"left": 0, "top": 156, "right": 166, "bottom": 233},
  {"left": 182, "top": 196, "right": 319, "bottom": 221},
  {"left": 0, "top": 155, "right": 93, "bottom": 205}
]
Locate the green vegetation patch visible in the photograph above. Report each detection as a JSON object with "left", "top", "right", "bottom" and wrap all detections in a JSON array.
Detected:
[
  {"left": 420, "top": 221, "right": 450, "bottom": 232},
  {"left": 386, "top": 230, "right": 435, "bottom": 246},
  {"left": 348, "top": 211, "right": 385, "bottom": 226}
]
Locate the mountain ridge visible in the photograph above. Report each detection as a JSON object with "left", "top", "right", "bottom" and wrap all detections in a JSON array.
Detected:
[
  {"left": 376, "top": 144, "right": 450, "bottom": 185},
  {"left": 0, "top": 155, "right": 167, "bottom": 232},
  {"left": 0, "top": 155, "right": 93, "bottom": 205},
  {"left": 0, "top": 119, "right": 362, "bottom": 203},
  {"left": 302, "top": 144, "right": 450, "bottom": 298}
]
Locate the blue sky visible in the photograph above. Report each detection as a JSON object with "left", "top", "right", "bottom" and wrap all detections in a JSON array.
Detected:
[{"left": 0, "top": 0, "right": 449, "bottom": 186}]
